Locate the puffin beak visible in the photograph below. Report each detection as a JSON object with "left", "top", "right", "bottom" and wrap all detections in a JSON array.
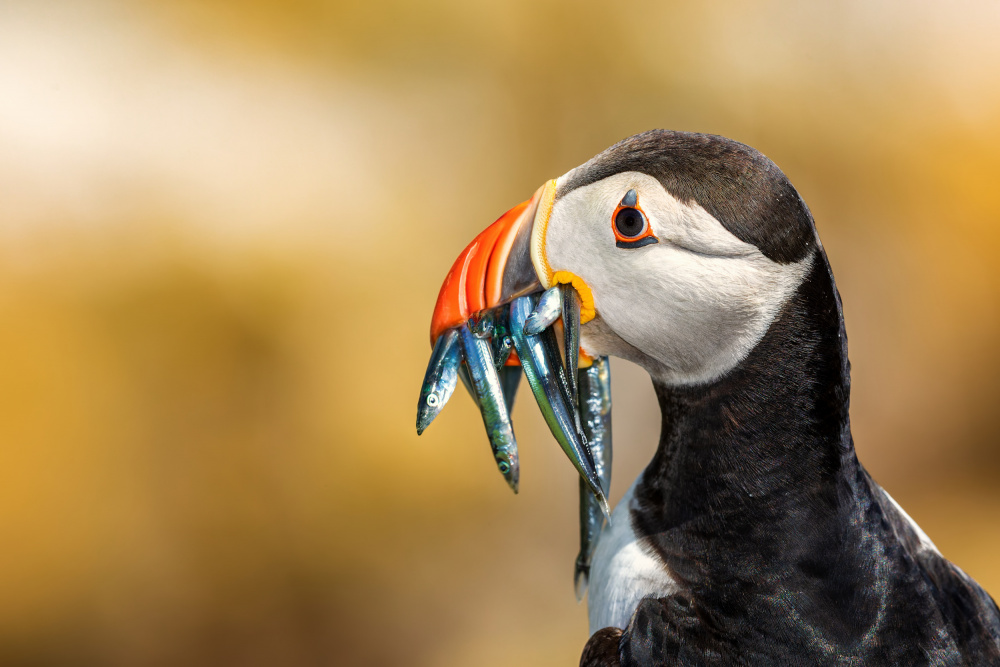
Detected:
[
  {"left": 428, "top": 182, "right": 550, "bottom": 345},
  {"left": 418, "top": 181, "right": 609, "bottom": 515}
]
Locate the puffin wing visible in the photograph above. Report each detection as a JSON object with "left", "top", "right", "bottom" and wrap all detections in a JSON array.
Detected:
[
  {"left": 871, "top": 480, "right": 1000, "bottom": 658},
  {"left": 579, "top": 627, "right": 623, "bottom": 667},
  {"left": 616, "top": 596, "right": 699, "bottom": 666},
  {"left": 581, "top": 596, "right": 713, "bottom": 666}
]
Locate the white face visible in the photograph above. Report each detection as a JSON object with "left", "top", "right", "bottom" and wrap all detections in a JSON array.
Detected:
[{"left": 542, "top": 171, "right": 814, "bottom": 386}]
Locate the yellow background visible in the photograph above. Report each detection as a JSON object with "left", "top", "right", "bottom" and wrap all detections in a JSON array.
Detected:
[{"left": 1, "top": 1, "right": 999, "bottom": 664}]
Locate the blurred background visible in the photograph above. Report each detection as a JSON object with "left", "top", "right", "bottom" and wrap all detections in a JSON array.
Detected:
[{"left": 1, "top": 0, "right": 999, "bottom": 664}]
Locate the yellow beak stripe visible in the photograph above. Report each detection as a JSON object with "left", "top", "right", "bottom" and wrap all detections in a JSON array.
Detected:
[
  {"left": 528, "top": 179, "right": 597, "bottom": 326},
  {"left": 529, "top": 179, "right": 558, "bottom": 289}
]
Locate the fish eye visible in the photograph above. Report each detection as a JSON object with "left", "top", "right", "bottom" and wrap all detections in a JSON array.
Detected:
[
  {"left": 497, "top": 461, "right": 510, "bottom": 474},
  {"left": 426, "top": 393, "right": 439, "bottom": 407},
  {"left": 614, "top": 207, "right": 646, "bottom": 238}
]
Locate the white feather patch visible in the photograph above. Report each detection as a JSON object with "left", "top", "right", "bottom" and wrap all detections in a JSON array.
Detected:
[{"left": 587, "top": 478, "right": 679, "bottom": 634}]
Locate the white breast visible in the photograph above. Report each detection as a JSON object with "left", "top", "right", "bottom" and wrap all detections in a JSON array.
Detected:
[{"left": 587, "top": 477, "right": 679, "bottom": 634}]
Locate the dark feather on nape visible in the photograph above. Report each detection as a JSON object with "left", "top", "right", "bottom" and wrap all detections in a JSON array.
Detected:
[{"left": 559, "top": 130, "right": 816, "bottom": 264}]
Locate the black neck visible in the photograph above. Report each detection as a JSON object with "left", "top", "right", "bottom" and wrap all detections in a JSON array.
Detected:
[{"left": 631, "top": 250, "right": 862, "bottom": 583}]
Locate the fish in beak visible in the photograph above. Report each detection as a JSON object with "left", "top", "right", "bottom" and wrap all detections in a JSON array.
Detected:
[{"left": 416, "top": 181, "right": 611, "bottom": 518}]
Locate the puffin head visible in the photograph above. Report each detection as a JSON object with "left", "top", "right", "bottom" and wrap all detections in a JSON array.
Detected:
[{"left": 431, "top": 130, "right": 821, "bottom": 387}]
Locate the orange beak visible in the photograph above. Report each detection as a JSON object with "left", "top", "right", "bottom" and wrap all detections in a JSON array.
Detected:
[
  {"left": 429, "top": 183, "right": 550, "bottom": 347},
  {"left": 421, "top": 179, "right": 609, "bottom": 512}
]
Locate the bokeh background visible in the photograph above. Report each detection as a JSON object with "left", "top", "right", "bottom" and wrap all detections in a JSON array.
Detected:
[{"left": 2, "top": 0, "right": 1000, "bottom": 665}]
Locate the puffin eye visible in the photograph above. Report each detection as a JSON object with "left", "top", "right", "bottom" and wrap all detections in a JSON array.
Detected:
[
  {"left": 612, "top": 189, "right": 659, "bottom": 249},
  {"left": 614, "top": 207, "right": 646, "bottom": 238}
]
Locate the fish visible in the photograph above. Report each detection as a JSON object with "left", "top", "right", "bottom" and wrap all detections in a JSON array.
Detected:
[
  {"left": 523, "top": 285, "right": 562, "bottom": 335},
  {"left": 458, "top": 324, "right": 520, "bottom": 492},
  {"left": 574, "top": 356, "right": 613, "bottom": 600},
  {"left": 416, "top": 328, "right": 462, "bottom": 435},
  {"left": 509, "top": 295, "right": 609, "bottom": 515},
  {"left": 562, "top": 286, "right": 582, "bottom": 407}
]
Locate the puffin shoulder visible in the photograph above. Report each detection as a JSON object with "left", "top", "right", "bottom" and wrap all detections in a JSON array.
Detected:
[{"left": 870, "top": 477, "right": 1000, "bottom": 655}]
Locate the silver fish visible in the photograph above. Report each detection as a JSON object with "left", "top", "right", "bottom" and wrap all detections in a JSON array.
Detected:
[
  {"left": 458, "top": 324, "right": 520, "bottom": 493},
  {"left": 488, "top": 308, "right": 518, "bottom": 408},
  {"left": 523, "top": 285, "right": 562, "bottom": 335},
  {"left": 494, "top": 335, "right": 514, "bottom": 368},
  {"left": 509, "top": 296, "right": 608, "bottom": 515},
  {"left": 468, "top": 310, "right": 496, "bottom": 338},
  {"left": 574, "top": 356, "right": 613, "bottom": 600},
  {"left": 416, "top": 328, "right": 462, "bottom": 435},
  {"left": 562, "top": 286, "right": 582, "bottom": 407},
  {"left": 457, "top": 363, "right": 474, "bottom": 399},
  {"left": 486, "top": 305, "right": 515, "bottom": 368}
]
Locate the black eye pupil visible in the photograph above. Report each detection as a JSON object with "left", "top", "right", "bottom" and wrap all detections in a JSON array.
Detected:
[{"left": 614, "top": 207, "right": 645, "bottom": 238}]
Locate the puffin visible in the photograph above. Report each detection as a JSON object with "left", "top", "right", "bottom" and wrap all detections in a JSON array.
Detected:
[{"left": 416, "top": 130, "right": 1000, "bottom": 665}]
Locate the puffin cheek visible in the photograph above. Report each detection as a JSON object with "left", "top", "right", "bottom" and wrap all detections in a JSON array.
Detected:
[
  {"left": 544, "top": 211, "right": 617, "bottom": 295},
  {"left": 577, "top": 315, "right": 654, "bottom": 367}
]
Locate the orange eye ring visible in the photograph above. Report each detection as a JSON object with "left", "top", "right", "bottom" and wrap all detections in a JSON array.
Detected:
[{"left": 611, "top": 189, "right": 658, "bottom": 249}]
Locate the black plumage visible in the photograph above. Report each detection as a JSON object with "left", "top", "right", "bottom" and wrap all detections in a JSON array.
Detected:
[{"left": 577, "top": 132, "right": 1000, "bottom": 666}]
